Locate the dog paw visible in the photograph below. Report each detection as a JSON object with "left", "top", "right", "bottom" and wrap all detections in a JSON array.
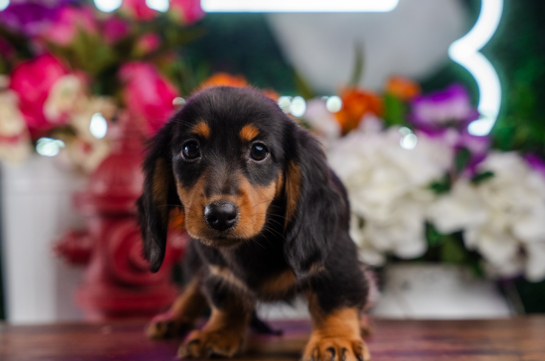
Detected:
[
  {"left": 302, "top": 336, "right": 371, "bottom": 361},
  {"left": 178, "top": 329, "right": 245, "bottom": 359},
  {"left": 146, "top": 312, "right": 193, "bottom": 340}
]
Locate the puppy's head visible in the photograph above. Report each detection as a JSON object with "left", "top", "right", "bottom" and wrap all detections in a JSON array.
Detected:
[{"left": 139, "top": 87, "right": 343, "bottom": 275}]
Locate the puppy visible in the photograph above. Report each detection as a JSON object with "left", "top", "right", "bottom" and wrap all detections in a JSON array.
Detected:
[{"left": 138, "top": 86, "right": 371, "bottom": 361}]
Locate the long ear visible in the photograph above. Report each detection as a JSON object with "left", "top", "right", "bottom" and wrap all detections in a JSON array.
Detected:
[
  {"left": 137, "top": 122, "right": 181, "bottom": 272},
  {"left": 283, "top": 126, "right": 345, "bottom": 278}
]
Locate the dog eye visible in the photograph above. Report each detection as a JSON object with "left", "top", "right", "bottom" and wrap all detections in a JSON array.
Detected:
[
  {"left": 182, "top": 140, "right": 201, "bottom": 161},
  {"left": 250, "top": 142, "right": 269, "bottom": 161}
]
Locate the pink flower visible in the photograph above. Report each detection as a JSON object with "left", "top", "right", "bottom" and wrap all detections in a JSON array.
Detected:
[
  {"left": 9, "top": 54, "right": 68, "bottom": 135},
  {"left": 121, "top": 0, "right": 158, "bottom": 21},
  {"left": 44, "top": 5, "right": 98, "bottom": 46},
  {"left": 119, "top": 62, "right": 179, "bottom": 135},
  {"left": 135, "top": 33, "right": 161, "bottom": 55},
  {"left": 103, "top": 16, "right": 131, "bottom": 44},
  {"left": 169, "top": 0, "right": 205, "bottom": 25}
]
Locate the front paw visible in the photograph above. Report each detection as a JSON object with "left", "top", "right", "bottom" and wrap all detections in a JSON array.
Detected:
[
  {"left": 302, "top": 336, "right": 371, "bottom": 361},
  {"left": 146, "top": 312, "right": 194, "bottom": 339},
  {"left": 178, "top": 329, "right": 245, "bottom": 359}
]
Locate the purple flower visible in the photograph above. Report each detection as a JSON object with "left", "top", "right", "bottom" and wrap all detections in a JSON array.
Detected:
[
  {"left": 0, "top": 0, "right": 76, "bottom": 36},
  {"left": 410, "top": 84, "right": 479, "bottom": 131},
  {"left": 525, "top": 154, "right": 545, "bottom": 179}
]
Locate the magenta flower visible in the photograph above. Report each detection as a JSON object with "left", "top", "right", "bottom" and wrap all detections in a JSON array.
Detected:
[
  {"left": 410, "top": 84, "right": 479, "bottom": 131},
  {"left": 119, "top": 62, "right": 179, "bottom": 135},
  {"left": 135, "top": 33, "right": 161, "bottom": 55},
  {"left": 0, "top": 0, "right": 76, "bottom": 36},
  {"left": 44, "top": 5, "right": 98, "bottom": 46},
  {"left": 120, "top": 0, "right": 158, "bottom": 21},
  {"left": 103, "top": 16, "right": 131, "bottom": 44},
  {"left": 169, "top": 0, "right": 205, "bottom": 25},
  {"left": 9, "top": 54, "right": 68, "bottom": 136}
]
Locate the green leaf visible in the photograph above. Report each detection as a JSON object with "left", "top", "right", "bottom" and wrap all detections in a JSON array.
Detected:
[
  {"left": 425, "top": 223, "right": 446, "bottom": 247},
  {"left": 471, "top": 170, "right": 495, "bottom": 184},
  {"left": 440, "top": 237, "right": 467, "bottom": 264},
  {"left": 383, "top": 94, "right": 408, "bottom": 126},
  {"left": 429, "top": 173, "right": 451, "bottom": 195},
  {"left": 455, "top": 147, "right": 471, "bottom": 174},
  {"left": 349, "top": 42, "right": 364, "bottom": 87}
]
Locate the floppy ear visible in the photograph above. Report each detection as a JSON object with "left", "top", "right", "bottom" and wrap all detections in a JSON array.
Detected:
[
  {"left": 282, "top": 126, "right": 345, "bottom": 278},
  {"left": 137, "top": 121, "right": 182, "bottom": 272}
]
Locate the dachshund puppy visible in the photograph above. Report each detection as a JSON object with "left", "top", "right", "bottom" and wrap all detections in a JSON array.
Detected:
[{"left": 138, "top": 86, "right": 371, "bottom": 361}]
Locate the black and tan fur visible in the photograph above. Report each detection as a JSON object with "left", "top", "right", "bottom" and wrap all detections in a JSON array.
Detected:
[{"left": 138, "top": 86, "right": 371, "bottom": 361}]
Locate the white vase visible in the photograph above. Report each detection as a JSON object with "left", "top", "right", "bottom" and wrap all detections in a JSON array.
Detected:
[
  {"left": 1, "top": 155, "right": 87, "bottom": 324},
  {"left": 372, "top": 263, "right": 513, "bottom": 319}
]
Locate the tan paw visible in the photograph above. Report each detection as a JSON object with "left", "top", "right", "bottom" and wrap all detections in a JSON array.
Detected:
[
  {"left": 146, "top": 312, "right": 194, "bottom": 340},
  {"left": 178, "top": 329, "right": 245, "bottom": 359},
  {"left": 302, "top": 336, "right": 371, "bottom": 361}
]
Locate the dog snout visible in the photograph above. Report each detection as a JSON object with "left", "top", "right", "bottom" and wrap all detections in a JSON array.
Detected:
[{"left": 204, "top": 202, "right": 239, "bottom": 232}]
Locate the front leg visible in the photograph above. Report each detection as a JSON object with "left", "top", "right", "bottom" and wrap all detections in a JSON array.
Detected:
[
  {"left": 178, "top": 277, "right": 253, "bottom": 358},
  {"left": 303, "top": 265, "right": 371, "bottom": 361},
  {"left": 147, "top": 276, "right": 207, "bottom": 339},
  {"left": 303, "top": 306, "right": 371, "bottom": 361}
]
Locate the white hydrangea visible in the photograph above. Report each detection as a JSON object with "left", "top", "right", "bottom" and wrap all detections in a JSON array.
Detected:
[
  {"left": 428, "top": 152, "right": 545, "bottom": 281},
  {"left": 328, "top": 118, "right": 453, "bottom": 266}
]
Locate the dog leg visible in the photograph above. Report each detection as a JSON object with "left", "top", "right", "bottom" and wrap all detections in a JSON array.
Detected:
[
  {"left": 302, "top": 294, "right": 371, "bottom": 361},
  {"left": 147, "top": 277, "right": 207, "bottom": 339},
  {"left": 178, "top": 286, "right": 252, "bottom": 359}
]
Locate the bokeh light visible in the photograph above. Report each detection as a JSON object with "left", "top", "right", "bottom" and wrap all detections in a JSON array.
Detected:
[
  {"left": 325, "top": 96, "right": 343, "bottom": 113},
  {"left": 36, "top": 138, "right": 65, "bottom": 157},
  {"left": 146, "top": 0, "right": 170, "bottom": 12},
  {"left": 94, "top": 0, "right": 122, "bottom": 13},
  {"left": 89, "top": 113, "right": 108, "bottom": 139},
  {"left": 289, "top": 96, "right": 306, "bottom": 117}
]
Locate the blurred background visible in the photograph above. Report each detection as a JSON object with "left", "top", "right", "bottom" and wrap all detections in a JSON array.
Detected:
[{"left": 1, "top": 0, "right": 545, "bottom": 324}]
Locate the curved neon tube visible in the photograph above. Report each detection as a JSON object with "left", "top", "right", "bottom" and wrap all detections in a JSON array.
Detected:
[{"left": 449, "top": 0, "right": 503, "bottom": 136}]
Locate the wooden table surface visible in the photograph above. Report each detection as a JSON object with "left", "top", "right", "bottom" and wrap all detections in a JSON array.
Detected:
[{"left": 1, "top": 317, "right": 545, "bottom": 361}]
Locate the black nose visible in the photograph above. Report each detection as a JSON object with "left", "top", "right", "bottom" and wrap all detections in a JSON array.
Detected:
[{"left": 204, "top": 202, "right": 239, "bottom": 232}]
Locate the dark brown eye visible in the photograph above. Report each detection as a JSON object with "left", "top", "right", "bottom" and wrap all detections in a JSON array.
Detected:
[
  {"left": 250, "top": 142, "right": 269, "bottom": 161},
  {"left": 182, "top": 140, "right": 200, "bottom": 161}
]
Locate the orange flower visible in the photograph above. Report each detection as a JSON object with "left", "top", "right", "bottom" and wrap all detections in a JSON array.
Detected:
[
  {"left": 385, "top": 76, "right": 421, "bottom": 101},
  {"left": 199, "top": 72, "right": 248, "bottom": 90},
  {"left": 261, "top": 89, "right": 280, "bottom": 102},
  {"left": 335, "top": 88, "right": 383, "bottom": 134}
]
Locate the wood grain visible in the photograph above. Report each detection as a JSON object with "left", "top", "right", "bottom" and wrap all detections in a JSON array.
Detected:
[{"left": 1, "top": 318, "right": 545, "bottom": 361}]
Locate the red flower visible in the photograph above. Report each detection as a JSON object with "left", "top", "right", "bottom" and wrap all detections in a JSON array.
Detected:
[
  {"left": 9, "top": 54, "right": 68, "bottom": 135},
  {"left": 119, "top": 62, "right": 179, "bottom": 135}
]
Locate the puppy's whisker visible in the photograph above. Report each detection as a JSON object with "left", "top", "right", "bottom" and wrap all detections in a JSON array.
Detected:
[{"left": 252, "top": 198, "right": 276, "bottom": 208}]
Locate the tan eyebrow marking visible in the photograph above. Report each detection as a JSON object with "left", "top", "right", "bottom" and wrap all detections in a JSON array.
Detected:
[
  {"left": 192, "top": 121, "right": 210, "bottom": 139},
  {"left": 239, "top": 124, "right": 259, "bottom": 142}
]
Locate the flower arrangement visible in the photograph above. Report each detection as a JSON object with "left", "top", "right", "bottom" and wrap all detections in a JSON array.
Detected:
[
  {"left": 301, "top": 78, "right": 545, "bottom": 282},
  {"left": 0, "top": 0, "right": 204, "bottom": 171}
]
